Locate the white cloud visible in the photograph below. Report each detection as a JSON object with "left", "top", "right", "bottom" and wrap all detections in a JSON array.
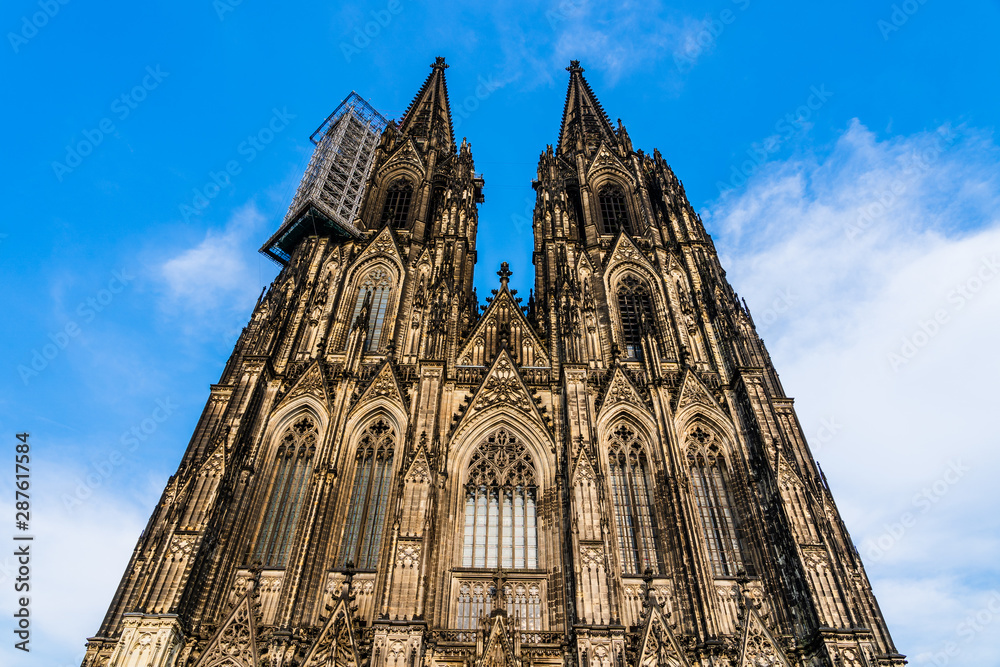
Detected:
[
  {"left": 160, "top": 202, "right": 266, "bottom": 317},
  {"left": 706, "top": 119, "right": 1000, "bottom": 664}
]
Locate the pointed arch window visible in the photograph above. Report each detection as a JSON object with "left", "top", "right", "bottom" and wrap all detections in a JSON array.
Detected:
[
  {"left": 607, "top": 424, "right": 662, "bottom": 574},
  {"left": 617, "top": 276, "right": 655, "bottom": 360},
  {"left": 462, "top": 429, "right": 538, "bottom": 569},
  {"left": 687, "top": 427, "right": 749, "bottom": 577},
  {"left": 339, "top": 419, "right": 396, "bottom": 569},
  {"left": 598, "top": 183, "right": 632, "bottom": 235},
  {"left": 380, "top": 177, "right": 413, "bottom": 228},
  {"left": 253, "top": 415, "right": 317, "bottom": 568},
  {"left": 350, "top": 268, "right": 392, "bottom": 352}
]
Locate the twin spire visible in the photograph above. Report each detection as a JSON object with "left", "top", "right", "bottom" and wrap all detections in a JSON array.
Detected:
[
  {"left": 398, "top": 56, "right": 456, "bottom": 150},
  {"left": 397, "top": 57, "right": 617, "bottom": 157}
]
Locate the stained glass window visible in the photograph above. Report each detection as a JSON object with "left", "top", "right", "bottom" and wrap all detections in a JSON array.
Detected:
[
  {"left": 339, "top": 419, "right": 395, "bottom": 569},
  {"left": 607, "top": 424, "right": 662, "bottom": 574},
  {"left": 350, "top": 268, "right": 392, "bottom": 352},
  {"left": 462, "top": 429, "right": 537, "bottom": 569},
  {"left": 253, "top": 415, "right": 317, "bottom": 568},
  {"left": 688, "top": 427, "right": 748, "bottom": 577}
]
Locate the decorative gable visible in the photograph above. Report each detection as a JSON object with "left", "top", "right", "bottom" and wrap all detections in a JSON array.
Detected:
[
  {"left": 597, "top": 366, "right": 646, "bottom": 417},
  {"left": 635, "top": 599, "right": 689, "bottom": 667},
  {"left": 587, "top": 140, "right": 633, "bottom": 181},
  {"left": 457, "top": 286, "right": 549, "bottom": 369},
  {"left": 738, "top": 607, "right": 792, "bottom": 667},
  {"left": 302, "top": 599, "right": 361, "bottom": 667},
  {"left": 404, "top": 446, "right": 431, "bottom": 483},
  {"left": 674, "top": 370, "right": 721, "bottom": 414},
  {"left": 194, "top": 594, "right": 259, "bottom": 667},
  {"left": 476, "top": 615, "right": 521, "bottom": 667},
  {"left": 355, "top": 361, "right": 407, "bottom": 409},
  {"left": 377, "top": 137, "right": 426, "bottom": 179},
  {"left": 359, "top": 224, "right": 404, "bottom": 264},
  {"left": 605, "top": 232, "right": 653, "bottom": 272},
  {"left": 276, "top": 362, "right": 328, "bottom": 410},
  {"left": 454, "top": 350, "right": 548, "bottom": 437}
]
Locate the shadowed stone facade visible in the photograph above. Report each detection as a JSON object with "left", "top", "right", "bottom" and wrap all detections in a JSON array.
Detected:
[{"left": 83, "top": 58, "right": 904, "bottom": 667}]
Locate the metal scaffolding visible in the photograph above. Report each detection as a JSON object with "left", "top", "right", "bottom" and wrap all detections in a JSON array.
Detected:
[{"left": 261, "top": 92, "right": 389, "bottom": 264}]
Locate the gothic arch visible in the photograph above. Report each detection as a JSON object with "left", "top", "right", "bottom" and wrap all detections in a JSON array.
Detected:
[
  {"left": 336, "top": 255, "right": 405, "bottom": 351},
  {"left": 333, "top": 411, "right": 403, "bottom": 570},
  {"left": 604, "top": 267, "right": 673, "bottom": 359},
  {"left": 673, "top": 409, "right": 738, "bottom": 464},
  {"left": 591, "top": 177, "right": 638, "bottom": 236},
  {"left": 450, "top": 414, "right": 553, "bottom": 488},
  {"left": 261, "top": 398, "right": 330, "bottom": 461},
  {"left": 595, "top": 408, "right": 660, "bottom": 466}
]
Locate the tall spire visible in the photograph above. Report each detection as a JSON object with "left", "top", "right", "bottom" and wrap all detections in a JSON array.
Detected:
[
  {"left": 556, "top": 60, "right": 617, "bottom": 156},
  {"left": 398, "top": 56, "right": 456, "bottom": 151}
]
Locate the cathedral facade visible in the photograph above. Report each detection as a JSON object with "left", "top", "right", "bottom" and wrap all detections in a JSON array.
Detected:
[{"left": 82, "top": 58, "right": 904, "bottom": 667}]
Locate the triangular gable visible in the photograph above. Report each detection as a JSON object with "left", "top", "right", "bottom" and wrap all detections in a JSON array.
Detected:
[
  {"left": 404, "top": 446, "right": 431, "bottom": 483},
  {"left": 377, "top": 137, "right": 427, "bottom": 178},
  {"left": 302, "top": 598, "right": 362, "bottom": 667},
  {"left": 571, "top": 449, "right": 597, "bottom": 485},
  {"left": 674, "top": 370, "right": 721, "bottom": 414},
  {"left": 358, "top": 224, "right": 405, "bottom": 265},
  {"left": 635, "top": 599, "right": 689, "bottom": 667},
  {"left": 477, "top": 615, "right": 521, "bottom": 667},
  {"left": 738, "top": 606, "right": 792, "bottom": 667},
  {"left": 459, "top": 350, "right": 546, "bottom": 428},
  {"left": 598, "top": 366, "right": 646, "bottom": 417},
  {"left": 194, "top": 594, "right": 259, "bottom": 667},
  {"left": 605, "top": 232, "right": 654, "bottom": 272},
  {"left": 355, "top": 361, "right": 406, "bottom": 409},
  {"left": 587, "top": 140, "right": 633, "bottom": 181},
  {"left": 276, "top": 362, "right": 329, "bottom": 410},
  {"left": 456, "top": 286, "right": 549, "bottom": 369}
]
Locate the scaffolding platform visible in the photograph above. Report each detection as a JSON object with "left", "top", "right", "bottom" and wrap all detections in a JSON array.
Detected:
[{"left": 260, "top": 92, "right": 389, "bottom": 264}]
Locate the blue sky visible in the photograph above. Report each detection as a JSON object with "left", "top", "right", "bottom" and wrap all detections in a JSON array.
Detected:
[{"left": 2, "top": 1, "right": 999, "bottom": 665}]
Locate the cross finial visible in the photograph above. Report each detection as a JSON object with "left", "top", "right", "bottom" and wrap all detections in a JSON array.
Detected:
[
  {"left": 567, "top": 60, "right": 584, "bottom": 73},
  {"left": 432, "top": 56, "right": 449, "bottom": 71},
  {"left": 497, "top": 261, "right": 512, "bottom": 287}
]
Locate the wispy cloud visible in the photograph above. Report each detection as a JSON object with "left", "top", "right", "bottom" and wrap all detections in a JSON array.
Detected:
[
  {"left": 159, "top": 202, "right": 266, "bottom": 325},
  {"left": 707, "top": 119, "right": 1000, "bottom": 664}
]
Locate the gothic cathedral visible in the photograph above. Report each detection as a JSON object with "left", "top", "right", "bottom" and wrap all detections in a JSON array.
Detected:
[{"left": 83, "top": 58, "right": 904, "bottom": 667}]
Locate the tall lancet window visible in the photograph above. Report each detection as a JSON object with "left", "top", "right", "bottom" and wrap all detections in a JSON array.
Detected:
[
  {"left": 349, "top": 268, "right": 392, "bottom": 352},
  {"left": 598, "top": 183, "right": 632, "bottom": 235},
  {"left": 687, "top": 426, "right": 749, "bottom": 577},
  {"left": 380, "top": 177, "right": 413, "bottom": 228},
  {"left": 253, "top": 415, "right": 317, "bottom": 568},
  {"left": 462, "top": 429, "right": 538, "bottom": 569},
  {"left": 607, "top": 424, "right": 662, "bottom": 574},
  {"left": 617, "top": 276, "right": 655, "bottom": 360},
  {"left": 339, "top": 419, "right": 396, "bottom": 569}
]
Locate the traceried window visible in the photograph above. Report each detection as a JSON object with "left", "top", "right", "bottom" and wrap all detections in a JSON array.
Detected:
[
  {"left": 455, "top": 580, "right": 542, "bottom": 631},
  {"left": 380, "top": 177, "right": 413, "bottom": 228},
  {"left": 598, "top": 183, "right": 632, "bottom": 235},
  {"left": 339, "top": 419, "right": 395, "bottom": 569},
  {"left": 350, "top": 268, "right": 392, "bottom": 352},
  {"left": 607, "top": 424, "right": 662, "bottom": 575},
  {"left": 253, "top": 415, "right": 317, "bottom": 568},
  {"left": 687, "top": 426, "right": 749, "bottom": 577},
  {"left": 462, "top": 429, "right": 538, "bottom": 569},
  {"left": 617, "top": 276, "right": 655, "bottom": 360}
]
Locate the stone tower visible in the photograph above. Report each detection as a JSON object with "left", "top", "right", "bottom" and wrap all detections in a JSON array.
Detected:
[{"left": 83, "top": 58, "right": 904, "bottom": 667}]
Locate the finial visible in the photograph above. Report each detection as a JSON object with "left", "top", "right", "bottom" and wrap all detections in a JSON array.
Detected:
[
  {"left": 567, "top": 60, "right": 584, "bottom": 73},
  {"left": 497, "top": 261, "right": 512, "bottom": 287},
  {"left": 490, "top": 566, "right": 508, "bottom": 617},
  {"left": 432, "top": 56, "right": 449, "bottom": 71}
]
